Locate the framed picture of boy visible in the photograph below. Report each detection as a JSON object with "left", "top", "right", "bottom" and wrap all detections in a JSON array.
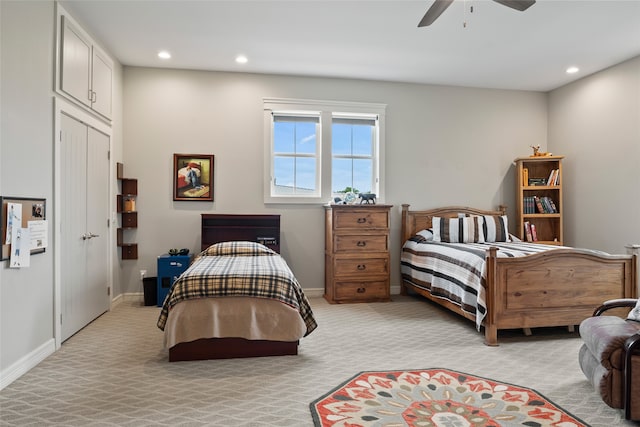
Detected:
[{"left": 173, "top": 154, "right": 214, "bottom": 201}]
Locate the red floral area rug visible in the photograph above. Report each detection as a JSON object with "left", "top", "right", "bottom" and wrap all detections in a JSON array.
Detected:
[{"left": 310, "top": 368, "right": 588, "bottom": 427}]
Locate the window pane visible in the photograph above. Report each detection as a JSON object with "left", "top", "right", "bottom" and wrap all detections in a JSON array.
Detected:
[
  {"left": 332, "top": 123, "right": 352, "bottom": 155},
  {"left": 353, "top": 159, "right": 373, "bottom": 193},
  {"left": 295, "top": 122, "right": 316, "bottom": 154},
  {"left": 274, "top": 156, "right": 294, "bottom": 192},
  {"left": 352, "top": 125, "right": 372, "bottom": 156},
  {"left": 274, "top": 122, "right": 294, "bottom": 153},
  {"left": 332, "top": 158, "right": 353, "bottom": 193},
  {"left": 295, "top": 157, "right": 316, "bottom": 192}
]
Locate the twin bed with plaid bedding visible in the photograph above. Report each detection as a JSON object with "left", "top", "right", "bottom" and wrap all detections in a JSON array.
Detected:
[
  {"left": 401, "top": 234, "right": 571, "bottom": 330},
  {"left": 157, "top": 241, "right": 317, "bottom": 336}
]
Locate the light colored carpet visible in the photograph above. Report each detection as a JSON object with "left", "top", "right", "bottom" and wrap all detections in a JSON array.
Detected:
[{"left": 0, "top": 295, "right": 633, "bottom": 426}]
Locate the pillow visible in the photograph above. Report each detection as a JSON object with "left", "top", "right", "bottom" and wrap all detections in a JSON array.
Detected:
[
  {"left": 628, "top": 299, "right": 640, "bottom": 322},
  {"left": 408, "top": 229, "right": 433, "bottom": 244},
  {"left": 432, "top": 216, "right": 485, "bottom": 243},
  {"left": 416, "top": 229, "right": 434, "bottom": 241},
  {"left": 202, "top": 241, "right": 276, "bottom": 257},
  {"left": 481, "top": 215, "right": 510, "bottom": 242}
]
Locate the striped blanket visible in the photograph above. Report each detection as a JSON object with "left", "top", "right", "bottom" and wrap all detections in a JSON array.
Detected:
[
  {"left": 401, "top": 235, "right": 568, "bottom": 330},
  {"left": 157, "top": 247, "right": 317, "bottom": 336}
]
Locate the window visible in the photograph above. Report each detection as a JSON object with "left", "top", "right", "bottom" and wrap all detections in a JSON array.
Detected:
[
  {"left": 264, "top": 98, "right": 386, "bottom": 204},
  {"left": 272, "top": 114, "right": 320, "bottom": 197},
  {"left": 332, "top": 115, "right": 377, "bottom": 196}
]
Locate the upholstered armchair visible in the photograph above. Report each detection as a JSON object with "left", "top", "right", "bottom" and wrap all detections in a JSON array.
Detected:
[{"left": 579, "top": 298, "right": 640, "bottom": 420}]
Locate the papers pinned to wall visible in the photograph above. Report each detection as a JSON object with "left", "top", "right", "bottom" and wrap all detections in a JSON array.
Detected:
[{"left": 2, "top": 196, "right": 47, "bottom": 263}]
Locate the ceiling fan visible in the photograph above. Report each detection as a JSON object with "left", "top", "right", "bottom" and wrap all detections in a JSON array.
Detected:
[{"left": 418, "top": 0, "right": 536, "bottom": 27}]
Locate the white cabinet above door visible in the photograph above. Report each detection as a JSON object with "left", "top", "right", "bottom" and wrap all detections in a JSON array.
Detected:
[
  {"left": 57, "top": 7, "right": 113, "bottom": 121},
  {"left": 90, "top": 47, "right": 113, "bottom": 119}
]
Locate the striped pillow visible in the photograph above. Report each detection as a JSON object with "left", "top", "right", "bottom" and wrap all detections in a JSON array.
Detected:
[
  {"left": 481, "top": 215, "right": 510, "bottom": 242},
  {"left": 432, "top": 216, "right": 485, "bottom": 243}
]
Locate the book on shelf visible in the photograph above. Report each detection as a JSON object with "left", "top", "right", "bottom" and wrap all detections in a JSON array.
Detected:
[
  {"left": 546, "top": 169, "right": 559, "bottom": 186},
  {"left": 528, "top": 177, "right": 547, "bottom": 186},
  {"left": 534, "top": 196, "right": 545, "bottom": 214},
  {"left": 522, "top": 168, "right": 529, "bottom": 186},
  {"left": 524, "top": 221, "right": 533, "bottom": 242},
  {"left": 530, "top": 223, "right": 538, "bottom": 242}
]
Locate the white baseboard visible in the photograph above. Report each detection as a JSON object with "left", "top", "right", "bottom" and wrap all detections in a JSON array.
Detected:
[
  {"left": 0, "top": 339, "right": 55, "bottom": 391},
  {"left": 121, "top": 292, "right": 143, "bottom": 303}
]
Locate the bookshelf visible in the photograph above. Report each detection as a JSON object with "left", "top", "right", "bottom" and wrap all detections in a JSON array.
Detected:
[
  {"left": 515, "top": 155, "right": 563, "bottom": 245},
  {"left": 116, "top": 162, "right": 138, "bottom": 259}
]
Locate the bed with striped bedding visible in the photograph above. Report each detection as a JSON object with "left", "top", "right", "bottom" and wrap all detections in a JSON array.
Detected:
[
  {"left": 401, "top": 205, "right": 637, "bottom": 345},
  {"left": 401, "top": 235, "right": 572, "bottom": 331}
]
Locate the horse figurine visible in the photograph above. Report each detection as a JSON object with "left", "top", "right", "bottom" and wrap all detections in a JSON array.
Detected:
[{"left": 358, "top": 193, "right": 376, "bottom": 204}]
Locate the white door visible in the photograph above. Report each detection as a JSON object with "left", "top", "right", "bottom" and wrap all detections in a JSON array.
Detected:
[{"left": 60, "top": 113, "right": 110, "bottom": 341}]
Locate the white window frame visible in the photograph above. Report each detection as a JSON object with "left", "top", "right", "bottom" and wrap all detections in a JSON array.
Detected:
[{"left": 263, "top": 98, "right": 386, "bottom": 205}]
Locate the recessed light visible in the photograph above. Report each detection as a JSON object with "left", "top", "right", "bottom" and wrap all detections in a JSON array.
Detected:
[
  {"left": 158, "top": 50, "right": 171, "bottom": 60},
  {"left": 235, "top": 55, "right": 248, "bottom": 64},
  {"left": 566, "top": 66, "right": 579, "bottom": 74}
]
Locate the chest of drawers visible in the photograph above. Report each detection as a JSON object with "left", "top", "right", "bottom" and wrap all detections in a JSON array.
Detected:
[
  {"left": 324, "top": 204, "right": 392, "bottom": 303},
  {"left": 157, "top": 254, "right": 191, "bottom": 306}
]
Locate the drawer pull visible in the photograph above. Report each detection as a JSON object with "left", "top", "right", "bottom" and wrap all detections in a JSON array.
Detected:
[
  {"left": 357, "top": 287, "right": 366, "bottom": 293},
  {"left": 357, "top": 264, "right": 366, "bottom": 270},
  {"left": 357, "top": 217, "right": 367, "bottom": 224},
  {"left": 357, "top": 241, "right": 367, "bottom": 247}
]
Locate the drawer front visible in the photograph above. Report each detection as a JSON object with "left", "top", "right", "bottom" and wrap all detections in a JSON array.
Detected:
[
  {"left": 334, "top": 234, "right": 388, "bottom": 253},
  {"left": 158, "top": 258, "right": 190, "bottom": 277},
  {"left": 334, "top": 257, "right": 388, "bottom": 277},
  {"left": 334, "top": 210, "right": 388, "bottom": 230},
  {"left": 334, "top": 280, "right": 389, "bottom": 301}
]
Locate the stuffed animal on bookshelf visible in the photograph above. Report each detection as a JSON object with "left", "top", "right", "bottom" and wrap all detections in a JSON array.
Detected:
[{"left": 530, "top": 145, "right": 552, "bottom": 157}]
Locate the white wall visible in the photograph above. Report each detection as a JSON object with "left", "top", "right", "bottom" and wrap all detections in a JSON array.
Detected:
[
  {"left": 548, "top": 56, "right": 640, "bottom": 253},
  {"left": 123, "top": 67, "right": 547, "bottom": 293},
  {"left": 1, "top": 0, "right": 124, "bottom": 381},
  {"left": 1, "top": 0, "right": 56, "bottom": 375}
]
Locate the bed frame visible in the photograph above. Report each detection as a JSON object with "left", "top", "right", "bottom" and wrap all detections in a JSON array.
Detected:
[
  {"left": 168, "top": 213, "right": 299, "bottom": 362},
  {"left": 401, "top": 204, "right": 637, "bottom": 346}
]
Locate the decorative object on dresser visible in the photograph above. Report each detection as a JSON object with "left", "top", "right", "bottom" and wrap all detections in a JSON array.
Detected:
[
  {"left": 515, "top": 155, "right": 563, "bottom": 245},
  {"left": 400, "top": 204, "right": 637, "bottom": 346},
  {"left": 324, "top": 204, "right": 392, "bottom": 303},
  {"left": 116, "top": 162, "right": 138, "bottom": 259},
  {"left": 173, "top": 154, "right": 214, "bottom": 201}
]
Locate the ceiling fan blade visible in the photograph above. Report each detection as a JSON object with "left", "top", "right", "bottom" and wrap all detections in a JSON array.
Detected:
[
  {"left": 492, "top": 0, "right": 536, "bottom": 12},
  {"left": 418, "top": 0, "right": 454, "bottom": 27}
]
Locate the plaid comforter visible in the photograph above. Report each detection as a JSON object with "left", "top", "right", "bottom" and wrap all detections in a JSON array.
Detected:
[
  {"left": 401, "top": 235, "right": 568, "bottom": 331},
  {"left": 157, "top": 249, "right": 317, "bottom": 336}
]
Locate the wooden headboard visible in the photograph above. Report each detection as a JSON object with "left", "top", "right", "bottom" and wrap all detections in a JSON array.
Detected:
[
  {"left": 401, "top": 204, "right": 507, "bottom": 243},
  {"left": 201, "top": 214, "right": 281, "bottom": 253}
]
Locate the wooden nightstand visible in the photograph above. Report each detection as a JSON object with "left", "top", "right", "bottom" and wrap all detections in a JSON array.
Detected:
[{"left": 324, "top": 204, "right": 392, "bottom": 303}]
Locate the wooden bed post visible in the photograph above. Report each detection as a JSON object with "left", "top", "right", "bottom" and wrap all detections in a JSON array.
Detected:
[
  {"left": 626, "top": 245, "right": 640, "bottom": 298},
  {"left": 400, "top": 204, "right": 410, "bottom": 296},
  {"left": 484, "top": 246, "right": 499, "bottom": 346}
]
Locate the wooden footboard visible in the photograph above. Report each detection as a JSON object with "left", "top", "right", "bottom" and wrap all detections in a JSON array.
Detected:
[
  {"left": 484, "top": 246, "right": 636, "bottom": 345},
  {"left": 401, "top": 204, "right": 637, "bottom": 345}
]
